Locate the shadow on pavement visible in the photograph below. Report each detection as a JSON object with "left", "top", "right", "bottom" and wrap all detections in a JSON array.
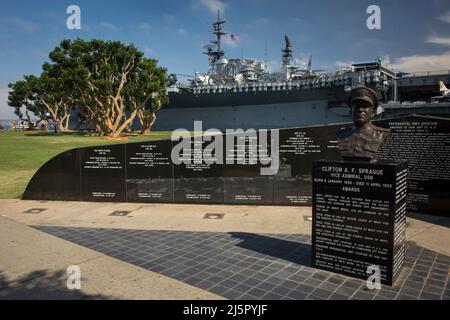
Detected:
[
  {"left": 0, "top": 269, "right": 112, "bottom": 300},
  {"left": 229, "top": 232, "right": 312, "bottom": 266},
  {"left": 408, "top": 212, "right": 450, "bottom": 229}
]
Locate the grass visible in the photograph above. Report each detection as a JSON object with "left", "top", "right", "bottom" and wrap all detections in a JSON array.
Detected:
[{"left": 0, "top": 130, "right": 174, "bottom": 199}]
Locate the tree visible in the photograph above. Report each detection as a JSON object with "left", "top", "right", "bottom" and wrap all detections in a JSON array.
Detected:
[
  {"left": 47, "top": 38, "right": 169, "bottom": 137},
  {"left": 129, "top": 58, "right": 169, "bottom": 134},
  {"left": 8, "top": 38, "right": 169, "bottom": 137},
  {"left": 8, "top": 73, "right": 73, "bottom": 132},
  {"left": 7, "top": 79, "right": 41, "bottom": 123}
]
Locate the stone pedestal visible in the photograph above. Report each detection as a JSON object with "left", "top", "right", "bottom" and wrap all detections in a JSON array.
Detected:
[{"left": 312, "top": 160, "right": 407, "bottom": 286}]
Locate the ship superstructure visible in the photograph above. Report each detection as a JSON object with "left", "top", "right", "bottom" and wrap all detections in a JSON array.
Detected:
[
  {"left": 152, "top": 12, "right": 447, "bottom": 131},
  {"left": 170, "top": 12, "right": 394, "bottom": 94}
]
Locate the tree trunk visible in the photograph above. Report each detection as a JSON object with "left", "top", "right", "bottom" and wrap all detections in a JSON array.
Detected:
[
  {"left": 59, "top": 106, "right": 71, "bottom": 132},
  {"left": 125, "top": 121, "right": 132, "bottom": 133},
  {"left": 139, "top": 111, "right": 157, "bottom": 134},
  {"left": 61, "top": 113, "right": 70, "bottom": 131},
  {"left": 108, "top": 109, "right": 138, "bottom": 138},
  {"left": 24, "top": 110, "right": 32, "bottom": 123}
]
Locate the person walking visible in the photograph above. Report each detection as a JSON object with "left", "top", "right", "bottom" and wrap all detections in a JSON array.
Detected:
[
  {"left": 54, "top": 118, "right": 61, "bottom": 134},
  {"left": 45, "top": 112, "right": 54, "bottom": 134}
]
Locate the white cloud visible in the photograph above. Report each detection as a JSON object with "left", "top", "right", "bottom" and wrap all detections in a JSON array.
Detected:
[
  {"left": 197, "top": 0, "right": 226, "bottom": 15},
  {"left": 390, "top": 51, "right": 450, "bottom": 73},
  {"left": 380, "top": 55, "right": 391, "bottom": 65},
  {"left": 426, "top": 35, "right": 450, "bottom": 46},
  {"left": 438, "top": 11, "right": 450, "bottom": 24},
  {"left": 99, "top": 21, "right": 119, "bottom": 31}
]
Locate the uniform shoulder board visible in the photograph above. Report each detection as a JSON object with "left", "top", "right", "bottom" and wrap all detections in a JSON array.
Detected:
[{"left": 374, "top": 125, "right": 391, "bottom": 133}]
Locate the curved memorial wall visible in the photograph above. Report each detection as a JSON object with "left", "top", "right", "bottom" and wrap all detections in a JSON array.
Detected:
[{"left": 23, "top": 115, "right": 449, "bottom": 216}]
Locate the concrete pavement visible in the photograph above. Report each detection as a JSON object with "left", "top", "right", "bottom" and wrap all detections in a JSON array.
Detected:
[{"left": 0, "top": 199, "right": 449, "bottom": 299}]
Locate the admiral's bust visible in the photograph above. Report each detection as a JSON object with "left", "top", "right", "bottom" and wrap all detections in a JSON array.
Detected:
[{"left": 337, "top": 86, "right": 390, "bottom": 162}]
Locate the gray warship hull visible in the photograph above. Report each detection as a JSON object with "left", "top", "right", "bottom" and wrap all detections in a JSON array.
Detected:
[{"left": 153, "top": 86, "right": 351, "bottom": 130}]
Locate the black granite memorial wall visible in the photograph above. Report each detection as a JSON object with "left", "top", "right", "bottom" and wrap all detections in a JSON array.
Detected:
[
  {"left": 80, "top": 144, "right": 127, "bottom": 202},
  {"left": 312, "top": 160, "right": 408, "bottom": 285},
  {"left": 22, "top": 115, "right": 449, "bottom": 216},
  {"left": 22, "top": 148, "right": 80, "bottom": 201},
  {"left": 125, "top": 140, "right": 174, "bottom": 203},
  {"left": 173, "top": 137, "right": 224, "bottom": 204},
  {"left": 376, "top": 115, "right": 450, "bottom": 215},
  {"left": 223, "top": 131, "right": 274, "bottom": 204}
]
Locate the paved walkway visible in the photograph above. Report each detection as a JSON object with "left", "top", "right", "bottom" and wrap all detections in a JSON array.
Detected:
[{"left": 0, "top": 199, "right": 449, "bottom": 300}]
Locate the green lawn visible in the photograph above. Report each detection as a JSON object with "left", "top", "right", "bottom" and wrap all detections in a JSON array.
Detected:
[{"left": 0, "top": 130, "right": 173, "bottom": 199}]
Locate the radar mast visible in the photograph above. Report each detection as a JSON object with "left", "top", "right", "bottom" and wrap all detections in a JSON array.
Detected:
[
  {"left": 204, "top": 9, "right": 227, "bottom": 65},
  {"left": 282, "top": 35, "right": 293, "bottom": 66}
]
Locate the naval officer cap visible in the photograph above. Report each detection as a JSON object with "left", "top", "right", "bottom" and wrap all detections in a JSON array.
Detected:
[{"left": 347, "top": 86, "right": 379, "bottom": 109}]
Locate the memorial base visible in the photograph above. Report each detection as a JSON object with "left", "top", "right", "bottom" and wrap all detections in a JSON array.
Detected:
[{"left": 312, "top": 160, "right": 407, "bottom": 286}]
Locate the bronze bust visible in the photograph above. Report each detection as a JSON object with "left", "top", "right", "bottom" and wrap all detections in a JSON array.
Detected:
[{"left": 337, "top": 86, "right": 390, "bottom": 161}]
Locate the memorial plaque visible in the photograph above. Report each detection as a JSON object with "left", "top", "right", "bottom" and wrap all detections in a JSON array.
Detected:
[
  {"left": 23, "top": 115, "right": 449, "bottom": 217},
  {"left": 312, "top": 160, "right": 407, "bottom": 285},
  {"left": 223, "top": 176, "right": 274, "bottom": 204},
  {"left": 274, "top": 125, "right": 341, "bottom": 205},
  {"left": 376, "top": 116, "right": 450, "bottom": 216},
  {"left": 80, "top": 144, "right": 126, "bottom": 202},
  {"left": 223, "top": 131, "right": 274, "bottom": 204},
  {"left": 125, "top": 141, "right": 174, "bottom": 203},
  {"left": 173, "top": 137, "right": 223, "bottom": 204},
  {"left": 23, "top": 148, "right": 81, "bottom": 201}
]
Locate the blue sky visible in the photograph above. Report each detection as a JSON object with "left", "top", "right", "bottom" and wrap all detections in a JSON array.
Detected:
[{"left": 1, "top": 0, "right": 450, "bottom": 119}]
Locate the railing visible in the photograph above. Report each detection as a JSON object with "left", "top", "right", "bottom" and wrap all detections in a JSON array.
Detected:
[{"left": 400, "top": 70, "right": 450, "bottom": 78}]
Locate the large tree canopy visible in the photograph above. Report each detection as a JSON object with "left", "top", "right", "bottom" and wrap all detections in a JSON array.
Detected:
[{"left": 8, "top": 38, "right": 169, "bottom": 136}]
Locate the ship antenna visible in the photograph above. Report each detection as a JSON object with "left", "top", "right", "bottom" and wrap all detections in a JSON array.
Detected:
[
  {"left": 282, "top": 35, "right": 293, "bottom": 66},
  {"left": 203, "top": 9, "right": 227, "bottom": 65},
  {"left": 213, "top": 9, "right": 226, "bottom": 60},
  {"left": 217, "top": 10, "right": 221, "bottom": 55},
  {"left": 264, "top": 40, "right": 267, "bottom": 64}
]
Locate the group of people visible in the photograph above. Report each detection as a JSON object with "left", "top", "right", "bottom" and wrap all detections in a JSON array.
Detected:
[
  {"left": 1, "top": 113, "right": 61, "bottom": 134},
  {"left": 36, "top": 112, "right": 61, "bottom": 134}
]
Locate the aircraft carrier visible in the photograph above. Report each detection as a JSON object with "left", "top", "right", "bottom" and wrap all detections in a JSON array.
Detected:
[
  {"left": 152, "top": 12, "right": 398, "bottom": 131},
  {"left": 143, "top": 12, "right": 449, "bottom": 131}
]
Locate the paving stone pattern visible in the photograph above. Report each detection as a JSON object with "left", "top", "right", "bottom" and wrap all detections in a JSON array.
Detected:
[{"left": 34, "top": 226, "right": 450, "bottom": 300}]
